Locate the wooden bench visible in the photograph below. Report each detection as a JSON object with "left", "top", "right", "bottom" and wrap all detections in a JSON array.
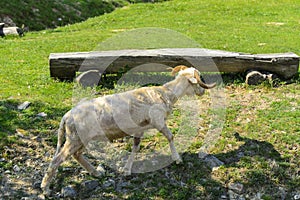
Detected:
[{"left": 49, "top": 48, "right": 299, "bottom": 81}]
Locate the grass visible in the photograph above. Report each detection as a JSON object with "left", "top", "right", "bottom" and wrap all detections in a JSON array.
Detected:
[
  {"left": 0, "top": 0, "right": 299, "bottom": 199},
  {"left": 0, "top": 0, "right": 130, "bottom": 30}
]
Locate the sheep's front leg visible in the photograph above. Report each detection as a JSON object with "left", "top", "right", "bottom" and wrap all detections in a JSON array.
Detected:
[
  {"left": 123, "top": 137, "right": 140, "bottom": 176},
  {"left": 160, "top": 126, "right": 182, "bottom": 164}
]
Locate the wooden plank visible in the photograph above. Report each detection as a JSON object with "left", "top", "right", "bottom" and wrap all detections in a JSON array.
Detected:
[{"left": 49, "top": 48, "right": 299, "bottom": 80}]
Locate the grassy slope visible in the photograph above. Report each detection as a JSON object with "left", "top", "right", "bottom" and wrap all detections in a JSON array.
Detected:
[
  {"left": 0, "top": 0, "right": 128, "bottom": 30},
  {"left": 0, "top": 0, "right": 299, "bottom": 199}
]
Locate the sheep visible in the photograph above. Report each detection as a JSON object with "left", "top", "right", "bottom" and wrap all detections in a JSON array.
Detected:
[
  {"left": 0, "top": 23, "right": 24, "bottom": 37},
  {"left": 41, "top": 65, "right": 216, "bottom": 196}
]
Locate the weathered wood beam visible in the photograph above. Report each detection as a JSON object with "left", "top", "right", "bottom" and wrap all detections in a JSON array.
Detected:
[{"left": 49, "top": 48, "right": 299, "bottom": 80}]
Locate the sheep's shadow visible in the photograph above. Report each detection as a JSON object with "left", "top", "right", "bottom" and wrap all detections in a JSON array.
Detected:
[
  {"left": 54, "top": 132, "right": 294, "bottom": 199},
  {"left": 124, "top": 132, "right": 287, "bottom": 199}
]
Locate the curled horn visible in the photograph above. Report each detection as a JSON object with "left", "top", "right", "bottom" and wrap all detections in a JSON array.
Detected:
[
  {"left": 168, "top": 65, "right": 189, "bottom": 76},
  {"left": 194, "top": 70, "right": 216, "bottom": 89}
]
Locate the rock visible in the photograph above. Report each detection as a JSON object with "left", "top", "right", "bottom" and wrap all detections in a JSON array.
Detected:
[
  {"left": 255, "top": 192, "right": 262, "bottom": 199},
  {"left": 228, "top": 190, "right": 245, "bottom": 200},
  {"left": 17, "top": 101, "right": 31, "bottom": 110},
  {"left": 203, "top": 155, "right": 224, "bottom": 169},
  {"left": 228, "top": 182, "right": 244, "bottom": 194},
  {"left": 81, "top": 180, "right": 99, "bottom": 192},
  {"left": 102, "top": 179, "right": 115, "bottom": 188},
  {"left": 13, "top": 165, "right": 21, "bottom": 172},
  {"left": 37, "top": 112, "right": 47, "bottom": 117},
  {"left": 198, "top": 151, "right": 209, "bottom": 159},
  {"left": 278, "top": 187, "right": 286, "bottom": 200},
  {"left": 21, "top": 197, "right": 30, "bottom": 200},
  {"left": 32, "top": 181, "right": 42, "bottom": 189},
  {"left": 61, "top": 185, "right": 77, "bottom": 198},
  {"left": 2, "top": 16, "right": 16, "bottom": 26},
  {"left": 96, "top": 164, "right": 106, "bottom": 175},
  {"left": 75, "top": 70, "right": 102, "bottom": 87}
]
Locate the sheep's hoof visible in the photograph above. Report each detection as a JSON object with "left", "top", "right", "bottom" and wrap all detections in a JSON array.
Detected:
[
  {"left": 120, "top": 167, "right": 131, "bottom": 176},
  {"left": 124, "top": 170, "right": 132, "bottom": 176},
  {"left": 42, "top": 187, "right": 51, "bottom": 197},
  {"left": 172, "top": 154, "right": 182, "bottom": 164}
]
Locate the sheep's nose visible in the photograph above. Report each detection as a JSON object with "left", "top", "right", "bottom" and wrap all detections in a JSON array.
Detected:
[{"left": 197, "top": 88, "right": 205, "bottom": 96}]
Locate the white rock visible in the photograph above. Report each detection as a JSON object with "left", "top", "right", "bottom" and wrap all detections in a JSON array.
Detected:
[
  {"left": 96, "top": 164, "right": 106, "bottom": 175},
  {"left": 13, "top": 165, "right": 21, "bottom": 172},
  {"left": 37, "top": 112, "right": 47, "bottom": 117},
  {"left": 17, "top": 101, "right": 31, "bottom": 110}
]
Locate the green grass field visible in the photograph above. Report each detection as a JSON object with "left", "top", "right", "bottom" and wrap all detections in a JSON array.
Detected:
[{"left": 0, "top": 0, "right": 299, "bottom": 199}]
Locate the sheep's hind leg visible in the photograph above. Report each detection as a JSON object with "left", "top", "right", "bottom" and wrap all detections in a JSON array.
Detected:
[
  {"left": 123, "top": 137, "right": 141, "bottom": 176},
  {"left": 73, "top": 149, "right": 102, "bottom": 177},
  {"left": 41, "top": 140, "right": 82, "bottom": 196}
]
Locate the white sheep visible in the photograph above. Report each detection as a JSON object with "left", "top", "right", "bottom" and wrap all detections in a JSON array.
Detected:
[{"left": 41, "top": 65, "right": 216, "bottom": 195}]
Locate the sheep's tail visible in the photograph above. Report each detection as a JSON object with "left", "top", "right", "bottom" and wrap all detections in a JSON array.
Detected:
[{"left": 55, "top": 115, "right": 67, "bottom": 156}]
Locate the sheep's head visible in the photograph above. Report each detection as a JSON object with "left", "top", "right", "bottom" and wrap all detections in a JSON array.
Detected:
[{"left": 169, "top": 65, "right": 216, "bottom": 96}]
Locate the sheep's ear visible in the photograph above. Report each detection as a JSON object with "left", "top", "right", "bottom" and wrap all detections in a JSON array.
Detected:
[
  {"left": 169, "top": 65, "right": 189, "bottom": 76},
  {"left": 188, "top": 77, "right": 198, "bottom": 84}
]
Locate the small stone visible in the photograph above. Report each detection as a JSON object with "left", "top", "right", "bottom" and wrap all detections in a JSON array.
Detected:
[
  {"left": 228, "top": 182, "right": 243, "bottom": 194},
  {"left": 61, "top": 186, "right": 77, "bottom": 198},
  {"left": 62, "top": 167, "right": 73, "bottom": 172},
  {"left": 81, "top": 180, "right": 99, "bottom": 192},
  {"left": 96, "top": 164, "right": 106, "bottom": 175},
  {"left": 203, "top": 155, "right": 224, "bottom": 169},
  {"left": 278, "top": 187, "right": 286, "bottom": 199},
  {"left": 17, "top": 101, "right": 31, "bottom": 110},
  {"left": 32, "top": 181, "right": 42, "bottom": 189},
  {"left": 256, "top": 192, "right": 262, "bottom": 199},
  {"left": 221, "top": 194, "right": 227, "bottom": 199},
  {"left": 13, "top": 165, "right": 21, "bottom": 172},
  {"left": 237, "top": 152, "right": 244, "bottom": 158},
  {"left": 37, "top": 112, "right": 47, "bottom": 117},
  {"left": 21, "top": 197, "right": 30, "bottom": 200},
  {"left": 103, "top": 179, "right": 115, "bottom": 188}
]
